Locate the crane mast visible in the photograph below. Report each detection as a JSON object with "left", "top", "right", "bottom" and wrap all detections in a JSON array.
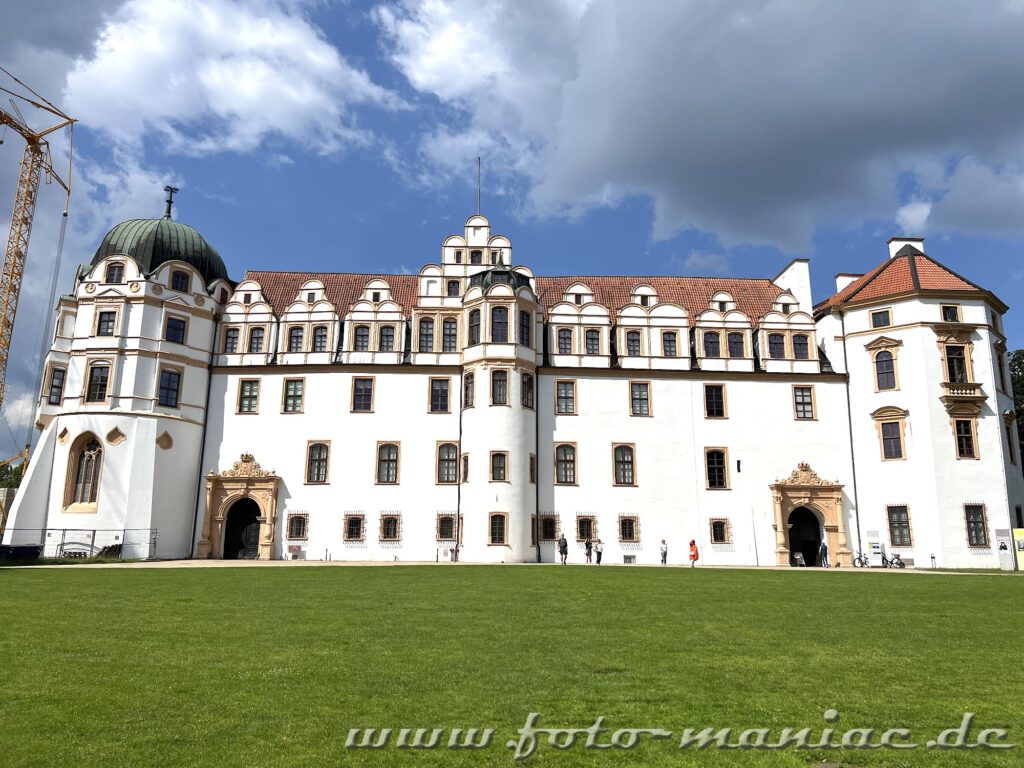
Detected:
[{"left": 0, "top": 68, "right": 74, "bottom": 410}]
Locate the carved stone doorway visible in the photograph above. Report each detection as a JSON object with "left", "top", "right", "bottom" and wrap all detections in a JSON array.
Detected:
[
  {"left": 197, "top": 453, "right": 280, "bottom": 560},
  {"left": 771, "top": 462, "right": 850, "bottom": 567}
]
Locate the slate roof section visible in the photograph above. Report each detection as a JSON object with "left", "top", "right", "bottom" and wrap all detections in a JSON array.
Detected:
[
  {"left": 245, "top": 271, "right": 788, "bottom": 320},
  {"left": 814, "top": 248, "right": 984, "bottom": 317}
]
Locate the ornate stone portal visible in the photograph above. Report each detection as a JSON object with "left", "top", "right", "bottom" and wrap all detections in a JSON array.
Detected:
[
  {"left": 198, "top": 453, "right": 280, "bottom": 559},
  {"left": 770, "top": 462, "right": 851, "bottom": 567}
]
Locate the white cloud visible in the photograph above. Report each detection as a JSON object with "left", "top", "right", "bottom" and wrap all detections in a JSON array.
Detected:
[
  {"left": 672, "top": 251, "right": 729, "bottom": 275},
  {"left": 928, "top": 158, "right": 1024, "bottom": 237},
  {"left": 67, "top": 0, "right": 403, "bottom": 156},
  {"left": 377, "top": 0, "right": 1024, "bottom": 250},
  {"left": 895, "top": 201, "right": 932, "bottom": 234}
]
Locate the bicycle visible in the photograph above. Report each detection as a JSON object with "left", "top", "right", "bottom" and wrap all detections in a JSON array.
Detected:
[
  {"left": 881, "top": 552, "right": 906, "bottom": 569},
  {"left": 853, "top": 551, "right": 871, "bottom": 568}
]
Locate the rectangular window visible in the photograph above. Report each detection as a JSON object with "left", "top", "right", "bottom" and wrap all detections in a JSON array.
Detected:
[
  {"left": 490, "top": 452, "right": 507, "bottom": 482},
  {"left": 165, "top": 317, "right": 187, "bottom": 344},
  {"left": 171, "top": 271, "right": 189, "bottom": 292},
  {"left": 887, "top": 505, "right": 912, "bottom": 547},
  {"left": 662, "top": 332, "right": 677, "bottom": 357},
  {"left": 158, "top": 369, "right": 181, "bottom": 408},
  {"left": 463, "top": 373, "right": 474, "bottom": 408},
  {"left": 941, "top": 305, "right": 961, "bottom": 323},
  {"left": 418, "top": 318, "right": 434, "bottom": 352},
  {"left": 376, "top": 443, "right": 400, "bottom": 484},
  {"left": 704, "top": 384, "right": 725, "bottom": 418},
  {"left": 1007, "top": 422, "right": 1017, "bottom": 465},
  {"left": 587, "top": 329, "right": 601, "bottom": 355},
  {"left": 705, "top": 449, "right": 728, "bottom": 489},
  {"left": 955, "top": 419, "right": 976, "bottom": 458},
  {"left": 793, "top": 386, "right": 814, "bottom": 420},
  {"left": 555, "top": 444, "right": 576, "bottom": 485},
  {"left": 437, "top": 514, "right": 456, "bottom": 541},
  {"left": 540, "top": 516, "right": 557, "bottom": 540},
  {"left": 344, "top": 515, "right": 365, "bottom": 541},
  {"left": 613, "top": 445, "right": 635, "bottom": 486},
  {"left": 529, "top": 454, "right": 537, "bottom": 484},
  {"left": 630, "top": 382, "right": 650, "bottom": 416},
  {"left": 871, "top": 310, "right": 891, "bottom": 328},
  {"left": 768, "top": 334, "right": 786, "bottom": 359},
  {"left": 728, "top": 333, "right": 745, "bottom": 358},
  {"left": 793, "top": 334, "right": 810, "bottom": 360},
  {"left": 447, "top": 280, "right": 460, "bottom": 297},
  {"left": 619, "top": 516, "right": 638, "bottom": 543},
  {"left": 626, "top": 331, "right": 641, "bottom": 356},
  {"left": 104, "top": 262, "right": 124, "bottom": 284},
  {"left": 379, "top": 326, "right": 395, "bottom": 351},
  {"left": 881, "top": 421, "right": 903, "bottom": 459},
  {"left": 442, "top": 319, "right": 458, "bottom": 352},
  {"left": 429, "top": 378, "right": 450, "bottom": 413},
  {"left": 287, "top": 327, "right": 303, "bottom": 352},
  {"left": 489, "top": 514, "right": 507, "bottom": 545},
  {"left": 558, "top": 328, "right": 572, "bottom": 354},
  {"left": 96, "top": 310, "right": 116, "bottom": 336},
  {"left": 306, "top": 443, "right": 329, "bottom": 484},
  {"left": 380, "top": 515, "right": 401, "bottom": 542},
  {"left": 224, "top": 328, "right": 239, "bottom": 353},
  {"left": 352, "top": 378, "right": 373, "bottom": 412},
  {"left": 238, "top": 380, "right": 259, "bottom": 413},
  {"left": 287, "top": 514, "right": 308, "bottom": 540},
  {"left": 437, "top": 444, "right": 458, "bottom": 484},
  {"left": 521, "top": 372, "right": 535, "bottom": 409},
  {"left": 47, "top": 368, "right": 66, "bottom": 405},
  {"left": 519, "top": 311, "right": 531, "bottom": 348},
  {"left": 354, "top": 326, "right": 369, "bottom": 351},
  {"left": 945, "top": 345, "right": 968, "bottom": 383},
  {"left": 556, "top": 380, "right": 576, "bottom": 415},
  {"left": 248, "top": 327, "right": 264, "bottom": 353},
  {"left": 576, "top": 516, "right": 595, "bottom": 542},
  {"left": 965, "top": 504, "right": 988, "bottom": 547},
  {"left": 491, "top": 370, "right": 508, "bottom": 405},
  {"left": 313, "top": 326, "right": 328, "bottom": 352},
  {"left": 283, "top": 379, "right": 304, "bottom": 413},
  {"left": 710, "top": 519, "right": 730, "bottom": 543},
  {"left": 85, "top": 364, "right": 109, "bottom": 403}
]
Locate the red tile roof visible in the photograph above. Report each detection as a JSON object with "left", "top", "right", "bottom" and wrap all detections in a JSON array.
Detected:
[
  {"left": 244, "top": 270, "right": 788, "bottom": 319},
  {"left": 815, "top": 249, "right": 983, "bottom": 316}
]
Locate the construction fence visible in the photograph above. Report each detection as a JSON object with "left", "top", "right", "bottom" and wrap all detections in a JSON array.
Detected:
[{"left": 1, "top": 528, "right": 158, "bottom": 561}]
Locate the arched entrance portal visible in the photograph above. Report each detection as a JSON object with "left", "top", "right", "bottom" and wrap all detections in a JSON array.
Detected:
[
  {"left": 788, "top": 507, "right": 821, "bottom": 566},
  {"left": 223, "top": 498, "right": 261, "bottom": 560}
]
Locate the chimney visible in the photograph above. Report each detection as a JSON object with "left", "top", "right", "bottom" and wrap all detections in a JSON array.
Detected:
[
  {"left": 887, "top": 236, "right": 924, "bottom": 259},
  {"left": 834, "top": 273, "right": 862, "bottom": 292}
]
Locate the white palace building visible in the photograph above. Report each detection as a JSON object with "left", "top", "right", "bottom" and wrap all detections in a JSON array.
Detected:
[{"left": 3, "top": 203, "right": 1022, "bottom": 568}]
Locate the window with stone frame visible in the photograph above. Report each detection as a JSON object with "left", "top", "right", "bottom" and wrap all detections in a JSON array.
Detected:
[
  {"left": 941, "top": 304, "right": 961, "bottom": 323},
  {"left": 67, "top": 435, "right": 102, "bottom": 506},
  {"left": 86, "top": 363, "right": 110, "bottom": 403},
  {"left": 379, "top": 326, "right": 395, "bottom": 352},
  {"left": 313, "top": 326, "right": 328, "bottom": 352},
  {"left": 881, "top": 421, "right": 903, "bottom": 459},
  {"left": 576, "top": 515, "right": 596, "bottom": 542},
  {"left": 288, "top": 326, "right": 304, "bottom": 352},
  {"left": 469, "top": 310, "right": 481, "bottom": 345},
  {"left": 442, "top": 319, "right": 458, "bottom": 352},
  {"left": 418, "top": 318, "right": 435, "bottom": 352},
  {"left": 437, "top": 514, "right": 457, "bottom": 541},
  {"left": 283, "top": 379, "right": 303, "bottom": 413},
  {"left": 705, "top": 449, "right": 728, "bottom": 489},
  {"left": 955, "top": 419, "right": 977, "bottom": 458},
  {"left": 491, "top": 370, "right": 508, "bottom": 405},
  {"left": 104, "top": 262, "right": 124, "bottom": 284},
  {"left": 529, "top": 454, "right": 537, "bottom": 484},
  {"left": 728, "top": 332, "right": 745, "bottom": 358},
  {"left": 768, "top": 333, "right": 785, "bottom": 359},
  {"left": 380, "top": 514, "right": 401, "bottom": 542},
  {"left": 354, "top": 325, "right": 370, "bottom": 351},
  {"left": 437, "top": 443, "right": 458, "bottom": 484},
  {"left": 945, "top": 345, "right": 968, "bottom": 383},
  {"left": 47, "top": 367, "right": 66, "bottom": 405},
  {"left": 613, "top": 445, "right": 635, "bottom": 486},
  {"left": 875, "top": 350, "right": 896, "bottom": 390},
  {"left": 287, "top": 514, "right": 308, "bottom": 540},
  {"left": 158, "top": 369, "right": 181, "bottom": 408},
  {"left": 558, "top": 328, "right": 572, "bottom": 354},
  {"left": 710, "top": 518, "right": 731, "bottom": 544},
  {"left": 447, "top": 280, "right": 460, "bottom": 297},
  {"left": 224, "top": 327, "right": 239, "bottom": 353},
  {"left": 886, "top": 505, "right": 912, "bottom": 547},
  {"left": 430, "top": 378, "right": 450, "bottom": 413},
  {"left": 704, "top": 384, "right": 725, "bottom": 418},
  {"left": 463, "top": 372, "right": 475, "bottom": 408},
  {"left": 555, "top": 444, "right": 576, "bottom": 484},
  {"left": 793, "top": 334, "right": 810, "bottom": 360},
  {"left": 964, "top": 504, "right": 988, "bottom": 547},
  {"left": 619, "top": 515, "right": 639, "bottom": 543},
  {"left": 171, "top": 270, "right": 189, "bottom": 292},
  {"left": 703, "top": 331, "right": 721, "bottom": 358},
  {"left": 489, "top": 513, "right": 507, "bottom": 545},
  {"left": 306, "top": 443, "right": 329, "bottom": 484},
  {"left": 344, "top": 514, "right": 365, "bottom": 541},
  {"left": 96, "top": 310, "right": 117, "bottom": 336},
  {"left": 539, "top": 515, "right": 558, "bottom": 541},
  {"left": 630, "top": 382, "right": 650, "bottom": 416},
  {"left": 352, "top": 378, "right": 373, "bottom": 412},
  {"left": 376, "top": 443, "right": 399, "bottom": 484},
  {"left": 521, "top": 372, "right": 535, "bottom": 409},
  {"left": 556, "top": 380, "right": 576, "bottom": 414},
  {"left": 586, "top": 329, "right": 601, "bottom": 355},
  {"left": 871, "top": 309, "right": 891, "bottom": 328},
  {"left": 662, "top": 331, "right": 677, "bottom": 357},
  {"left": 519, "top": 311, "right": 531, "bottom": 348},
  {"left": 165, "top": 316, "right": 187, "bottom": 344},
  {"left": 793, "top": 386, "right": 814, "bottom": 420},
  {"left": 248, "top": 327, "right": 265, "bottom": 353},
  {"left": 626, "top": 330, "right": 641, "bottom": 356},
  {"left": 237, "top": 379, "right": 259, "bottom": 413},
  {"left": 490, "top": 452, "right": 508, "bottom": 482},
  {"left": 491, "top": 306, "right": 509, "bottom": 343}
]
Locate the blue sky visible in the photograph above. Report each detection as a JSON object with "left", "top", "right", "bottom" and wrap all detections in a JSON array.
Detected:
[{"left": 1, "top": 0, "right": 1023, "bottom": 452}]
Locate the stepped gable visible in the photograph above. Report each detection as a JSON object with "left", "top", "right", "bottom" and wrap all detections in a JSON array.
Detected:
[
  {"left": 535, "top": 275, "right": 786, "bottom": 318},
  {"left": 815, "top": 246, "right": 984, "bottom": 317},
  {"left": 244, "top": 271, "right": 420, "bottom": 317}
]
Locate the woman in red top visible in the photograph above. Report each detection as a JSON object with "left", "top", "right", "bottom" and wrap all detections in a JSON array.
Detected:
[{"left": 689, "top": 540, "right": 699, "bottom": 568}]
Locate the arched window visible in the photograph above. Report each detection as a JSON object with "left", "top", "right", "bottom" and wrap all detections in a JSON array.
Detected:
[
  {"left": 626, "top": 331, "right": 641, "bottom": 356},
  {"left": 354, "top": 325, "right": 370, "bottom": 351},
  {"left": 437, "top": 443, "right": 458, "bottom": 484},
  {"left": 379, "top": 326, "right": 395, "bottom": 351},
  {"left": 377, "top": 443, "right": 399, "bottom": 484},
  {"left": 248, "top": 327, "right": 264, "bottom": 353},
  {"left": 711, "top": 520, "right": 728, "bottom": 543},
  {"left": 768, "top": 333, "right": 785, "bottom": 359},
  {"left": 419, "top": 318, "right": 434, "bottom": 352},
  {"left": 66, "top": 434, "right": 102, "bottom": 507},
  {"left": 85, "top": 363, "right": 110, "bottom": 403},
  {"left": 463, "top": 372, "right": 475, "bottom": 407},
  {"left": 556, "top": 444, "right": 576, "bottom": 484},
  {"left": 704, "top": 332, "right": 721, "bottom": 358},
  {"left": 728, "top": 332, "right": 744, "bottom": 358},
  {"left": 306, "top": 443, "right": 329, "bottom": 483},
  {"left": 313, "top": 326, "right": 328, "bottom": 352},
  {"left": 793, "top": 334, "right": 810, "bottom": 360},
  {"left": 491, "top": 306, "right": 508, "bottom": 343},
  {"left": 288, "top": 327, "right": 303, "bottom": 352},
  {"left": 706, "top": 450, "right": 728, "bottom": 488},
  {"left": 442, "top": 318, "right": 458, "bottom": 352},
  {"left": 875, "top": 351, "right": 896, "bottom": 390},
  {"left": 586, "top": 329, "right": 601, "bottom": 355},
  {"left": 224, "top": 328, "right": 239, "bottom": 353},
  {"left": 558, "top": 328, "right": 572, "bottom": 354},
  {"left": 469, "top": 310, "right": 481, "bottom": 345},
  {"left": 614, "top": 445, "right": 635, "bottom": 485}
]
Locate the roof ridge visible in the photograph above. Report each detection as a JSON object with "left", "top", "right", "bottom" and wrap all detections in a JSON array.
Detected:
[
  {"left": 916, "top": 253, "right": 985, "bottom": 292},
  {"left": 908, "top": 253, "right": 921, "bottom": 290}
]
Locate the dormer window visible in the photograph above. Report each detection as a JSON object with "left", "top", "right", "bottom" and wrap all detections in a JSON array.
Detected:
[
  {"left": 307, "top": 292, "right": 315, "bottom": 303},
  {"left": 171, "top": 271, "right": 189, "bottom": 292},
  {"left": 218, "top": 288, "right": 228, "bottom": 304},
  {"left": 780, "top": 303, "right": 791, "bottom": 316},
  {"left": 105, "top": 262, "right": 124, "bottom": 284},
  {"left": 640, "top": 295, "right": 650, "bottom": 307},
  {"left": 447, "top": 280, "right": 460, "bottom": 297},
  {"left": 372, "top": 291, "right": 381, "bottom": 303},
  {"left": 243, "top": 293, "right": 252, "bottom": 305},
  {"left": 574, "top": 294, "right": 583, "bottom": 305},
  {"left": 718, "top": 301, "right": 727, "bottom": 312},
  {"left": 455, "top": 250, "right": 463, "bottom": 264},
  {"left": 470, "top": 250, "right": 482, "bottom": 265}
]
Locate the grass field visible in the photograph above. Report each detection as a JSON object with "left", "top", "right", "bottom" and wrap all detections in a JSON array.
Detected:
[{"left": 1, "top": 565, "right": 1021, "bottom": 767}]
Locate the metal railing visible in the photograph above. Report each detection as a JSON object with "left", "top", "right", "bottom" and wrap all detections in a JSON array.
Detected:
[{"left": 1, "top": 528, "right": 158, "bottom": 560}]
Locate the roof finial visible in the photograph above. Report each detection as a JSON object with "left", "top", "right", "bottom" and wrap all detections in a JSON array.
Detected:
[
  {"left": 476, "top": 156, "right": 481, "bottom": 215},
  {"left": 163, "top": 185, "right": 179, "bottom": 219}
]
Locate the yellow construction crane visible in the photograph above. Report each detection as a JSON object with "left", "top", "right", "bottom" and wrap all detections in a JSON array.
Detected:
[{"left": 0, "top": 67, "right": 75, "bottom": 413}]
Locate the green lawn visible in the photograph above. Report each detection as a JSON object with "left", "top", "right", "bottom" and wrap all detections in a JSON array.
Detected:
[{"left": 1, "top": 565, "right": 1021, "bottom": 767}]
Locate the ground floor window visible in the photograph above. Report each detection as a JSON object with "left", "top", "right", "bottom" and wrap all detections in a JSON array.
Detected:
[
  {"left": 287, "top": 514, "right": 308, "bottom": 540},
  {"left": 437, "top": 514, "right": 458, "bottom": 542},
  {"left": 576, "top": 515, "right": 596, "bottom": 542},
  {"left": 709, "top": 518, "right": 731, "bottom": 544},
  {"left": 964, "top": 504, "right": 988, "bottom": 547},
  {"left": 380, "top": 514, "right": 401, "bottom": 542},
  {"left": 887, "top": 505, "right": 912, "bottom": 547},
  {"left": 344, "top": 514, "right": 365, "bottom": 542},
  {"left": 539, "top": 516, "right": 558, "bottom": 541},
  {"left": 489, "top": 513, "right": 507, "bottom": 545},
  {"left": 618, "top": 515, "right": 639, "bottom": 543}
]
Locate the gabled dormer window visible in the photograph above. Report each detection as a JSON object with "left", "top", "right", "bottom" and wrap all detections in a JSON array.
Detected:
[
  {"left": 470, "top": 250, "right": 482, "bottom": 265},
  {"left": 454, "top": 250, "right": 463, "bottom": 264},
  {"left": 307, "top": 292, "right": 315, "bottom": 303},
  {"left": 105, "top": 262, "right": 124, "bottom": 284},
  {"left": 575, "top": 294, "right": 583, "bottom": 305},
  {"left": 640, "top": 295, "right": 650, "bottom": 307},
  {"left": 171, "top": 270, "right": 189, "bottom": 292},
  {"left": 718, "top": 301, "right": 727, "bottom": 312},
  {"left": 372, "top": 291, "right": 381, "bottom": 303}
]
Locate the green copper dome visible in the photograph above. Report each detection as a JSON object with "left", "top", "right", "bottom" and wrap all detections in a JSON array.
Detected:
[{"left": 92, "top": 216, "right": 229, "bottom": 285}]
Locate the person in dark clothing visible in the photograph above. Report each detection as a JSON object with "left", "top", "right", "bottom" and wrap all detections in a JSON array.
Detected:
[
  {"left": 558, "top": 534, "right": 568, "bottom": 565},
  {"left": 819, "top": 539, "right": 829, "bottom": 568},
  {"left": 584, "top": 538, "right": 593, "bottom": 564}
]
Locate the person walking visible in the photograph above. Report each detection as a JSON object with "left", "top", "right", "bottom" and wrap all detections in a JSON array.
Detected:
[
  {"left": 819, "top": 538, "right": 829, "bottom": 568},
  {"left": 585, "top": 538, "right": 593, "bottom": 564},
  {"left": 688, "top": 539, "right": 699, "bottom": 568},
  {"left": 595, "top": 539, "right": 603, "bottom": 565},
  {"left": 660, "top": 539, "right": 668, "bottom": 566},
  {"left": 558, "top": 534, "right": 569, "bottom": 565}
]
